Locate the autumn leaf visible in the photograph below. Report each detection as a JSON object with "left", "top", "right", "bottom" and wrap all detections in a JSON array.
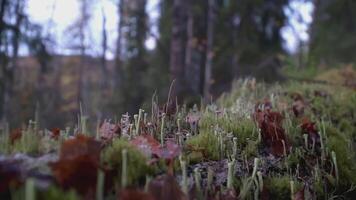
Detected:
[
  {"left": 50, "top": 134, "right": 102, "bottom": 197},
  {"left": 59, "top": 134, "right": 101, "bottom": 161},
  {"left": 254, "top": 104, "right": 290, "bottom": 157},
  {"left": 50, "top": 155, "right": 99, "bottom": 197},
  {"left": 131, "top": 135, "right": 181, "bottom": 160},
  {"left": 51, "top": 128, "right": 61, "bottom": 140},
  {"left": 300, "top": 118, "right": 320, "bottom": 147},
  {"left": 148, "top": 174, "right": 187, "bottom": 200},
  {"left": 10, "top": 128, "right": 22, "bottom": 144},
  {"left": 118, "top": 188, "right": 155, "bottom": 200}
]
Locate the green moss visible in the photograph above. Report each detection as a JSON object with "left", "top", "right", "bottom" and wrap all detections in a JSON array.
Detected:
[
  {"left": 12, "top": 129, "right": 41, "bottom": 155},
  {"left": 186, "top": 131, "right": 220, "bottom": 163},
  {"left": 325, "top": 125, "right": 356, "bottom": 187},
  {"left": 265, "top": 176, "right": 301, "bottom": 199},
  {"left": 102, "top": 138, "right": 154, "bottom": 186},
  {"left": 40, "top": 186, "right": 79, "bottom": 200}
]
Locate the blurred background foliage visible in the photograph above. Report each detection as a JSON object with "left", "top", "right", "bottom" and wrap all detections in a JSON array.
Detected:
[{"left": 0, "top": 0, "right": 355, "bottom": 129}]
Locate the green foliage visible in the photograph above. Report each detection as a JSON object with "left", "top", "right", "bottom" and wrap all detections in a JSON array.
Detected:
[
  {"left": 265, "top": 176, "right": 301, "bottom": 199},
  {"left": 12, "top": 128, "right": 41, "bottom": 155},
  {"left": 102, "top": 138, "right": 153, "bottom": 186},
  {"left": 40, "top": 186, "right": 79, "bottom": 200},
  {"left": 325, "top": 125, "right": 356, "bottom": 187},
  {"left": 186, "top": 131, "right": 220, "bottom": 163},
  {"left": 309, "top": 0, "right": 356, "bottom": 65}
]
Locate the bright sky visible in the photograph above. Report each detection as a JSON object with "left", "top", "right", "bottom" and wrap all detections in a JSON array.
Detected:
[{"left": 26, "top": 0, "right": 312, "bottom": 59}]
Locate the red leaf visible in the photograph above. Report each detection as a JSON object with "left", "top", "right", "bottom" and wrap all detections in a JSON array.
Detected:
[
  {"left": 10, "top": 128, "right": 22, "bottom": 144},
  {"left": 50, "top": 135, "right": 102, "bottom": 197},
  {"left": 131, "top": 135, "right": 181, "bottom": 160},
  {"left": 253, "top": 105, "right": 290, "bottom": 157},
  {"left": 220, "top": 188, "right": 238, "bottom": 200},
  {"left": 294, "top": 187, "right": 305, "bottom": 200},
  {"left": 148, "top": 174, "right": 187, "bottom": 200},
  {"left": 59, "top": 134, "right": 101, "bottom": 161},
  {"left": 153, "top": 140, "right": 181, "bottom": 160},
  {"left": 50, "top": 155, "right": 99, "bottom": 196},
  {"left": 119, "top": 189, "right": 155, "bottom": 200},
  {"left": 300, "top": 118, "right": 320, "bottom": 146},
  {"left": 51, "top": 128, "right": 61, "bottom": 140}
]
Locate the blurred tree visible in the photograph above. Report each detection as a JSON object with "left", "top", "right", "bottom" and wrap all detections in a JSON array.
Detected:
[
  {"left": 309, "top": 0, "right": 356, "bottom": 66},
  {"left": 0, "top": 0, "right": 51, "bottom": 122},
  {"left": 169, "top": 0, "right": 188, "bottom": 100},
  {"left": 161, "top": 0, "right": 289, "bottom": 101},
  {"left": 214, "top": 0, "right": 288, "bottom": 83},
  {"left": 65, "top": 0, "right": 94, "bottom": 120},
  {"left": 114, "top": 0, "right": 148, "bottom": 114}
]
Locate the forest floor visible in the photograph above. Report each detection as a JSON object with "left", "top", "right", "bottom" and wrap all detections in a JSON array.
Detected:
[{"left": 0, "top": 67, "right": 356, "bottom": 200}]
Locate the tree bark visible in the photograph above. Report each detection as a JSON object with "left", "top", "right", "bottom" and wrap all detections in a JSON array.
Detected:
[
  {"left": 170, "top": 0, "right": 187, "bottom": 100},
  {"left": 203, "top": 0, "right": 214, "bottom": 101}
]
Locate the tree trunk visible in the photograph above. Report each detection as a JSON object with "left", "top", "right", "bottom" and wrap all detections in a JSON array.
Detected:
[
  {"left": 203, "top": 0, "right": 214, "bottom": 101},
  {"left": 101, "top": 6, "right": 108, "bottom": 89},
  {"left": 170, "top": 0, "right": 187, "bottom": 100},
  {"left": 114, "top": 0, "right": 124, "bottom": 90}
]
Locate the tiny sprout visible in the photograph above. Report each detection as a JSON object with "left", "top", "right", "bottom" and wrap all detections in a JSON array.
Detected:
[
  {"left": 227, "top": 160, "right": 235, "bottom": 189},
  {"left": 177, "top": 118, "right": 181, "bottom": 133},
  {"left": 207, "top": 167, "right": 214, "bottom": 191},
  {"left": 257, "top": 171, "right": 263, "bottom": 192},
  {"left": 25, "top": 178, "right": 36, "bottom": 200},
  {"left": 129, "top": 124, "right": 134, "bottom": 139},
  {"left": 290, "top": 180, "right": 294, "bottom": 200},
  {"left": 281, "top": 139, "right": 287, "bottom": 156},
  {"left": 252, "top": 158, "right": 259, "bottom": 178},
  {"left": 133, "top": 114, "right": 138, "bottom": 135},
  {"left": 331, "top": 151, "right": 339, "bottom": 185},
  {"left": 194, "top": 168, "right": 202, "bottom": 193},
  {"left": 160, "top": 113, "right": 166, "bottom": 146},
  {"left": 96, "top": 169, "right": 105, "bottom": 200},
  {"left": 121, "top": 149, "right": 128, "bottom": 188},
  {"left": 257, "top": 128, "right": 261, "bottom": 143},
  {"left": 180, "top": 160, "right": 188, "bottom": 194},
  {"left": 303, "top": 134, "right": 308, "bottom": 149},
  {"left": 144, "top": 113, "right": 148, "bottom": 124},
  {"left": 233, "top": 137, "right": 238, "bottom": 158},
  {"left": 144, "top": 175, "right": 152, "bottom": 192},
  {"left": 136, "top": 109, "right": 144, "bottom": 136}
]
